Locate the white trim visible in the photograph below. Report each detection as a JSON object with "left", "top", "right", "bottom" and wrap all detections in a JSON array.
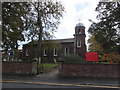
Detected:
[
  {"left": 54, "top": 48, "right": 57, "bottom": 56},
  {"left": 43, "top": 49, "right": 47, "bottom": 56}
]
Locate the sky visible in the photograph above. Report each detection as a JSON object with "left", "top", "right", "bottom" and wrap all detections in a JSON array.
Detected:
[
  {"left": 53, "top": 0, "right": 100, "bottom": 49},
  {"left": 18, "top": 0, "right": 100, "bottom": 49}
]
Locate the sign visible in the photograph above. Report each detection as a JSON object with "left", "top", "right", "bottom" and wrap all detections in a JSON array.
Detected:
[{"left": 86, "top": 52, "right": 98, "bottom": 61}]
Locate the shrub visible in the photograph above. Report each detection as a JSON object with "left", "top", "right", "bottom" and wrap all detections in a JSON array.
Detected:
[
  {"left": 100, "top": 53, "right": 120, "bottom": 63},
  {"left": 61, "top": 54, "right": 85, "bottom": 63}
]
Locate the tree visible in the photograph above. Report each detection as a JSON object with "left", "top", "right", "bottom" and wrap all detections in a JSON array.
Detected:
[
  {"left": 23, "top": 1, "right": 65, "bottom": 59},
  {"left": 88, "top": 2, "right": 120, "bottom": 54},
  {"left": 2, "top": 2, "right": 27, "bottom": 51},
  {"left": 88, "top": 35, "right": 103, "bottom": 53},
  {"left": 2, "top": 1, "right": 65, "bottom": 61},
  {"left": 100, "top": 52, "right": 120, "bottom": 63}
]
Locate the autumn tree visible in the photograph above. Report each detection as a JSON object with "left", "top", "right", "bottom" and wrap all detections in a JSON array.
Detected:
[
  {"left": 88, "top": 2, "right": 120, "bottom": 63},
  {"left": 88, "top": 35, "right": 103, "bottom": 53},
  {"left": 88, "top": 2, "right": 120, "bottom": 54}
]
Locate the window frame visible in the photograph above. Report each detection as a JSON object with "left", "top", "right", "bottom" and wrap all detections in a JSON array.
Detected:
[{"left": 54, "top": 48, "right": 57, "bottom": 56}]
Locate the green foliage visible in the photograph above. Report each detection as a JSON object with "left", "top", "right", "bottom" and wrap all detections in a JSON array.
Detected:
[
  {"left": 2, "top": 2, "right": 27, "bottom": 50},
  {"left": 2, "top": 1, "right": 65, "bottom": 56},
  {"left": 88, "top": 2, "right": 120, "bottom": 54},
  {"left": 100, "top": 52, "right": 120, "bottom": 63},
  {"left": 88, "top": 35, "right": 103, "bottom": 54},
  {"left": 42, "top": 40, "right": 60, "bottom": 50},
  {"left": 23, "top": 1, "right": 65, "bottom": 41},
  {"left": 22, "top": 1, "right": 65, "bottom": 58},
  {"left": 61, "top": 54, "right": 85, "bottom": 63}
]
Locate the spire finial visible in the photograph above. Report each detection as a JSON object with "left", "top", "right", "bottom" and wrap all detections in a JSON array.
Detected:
[{"left": 79, "top": 19, "right": 81, "bottom": 22}]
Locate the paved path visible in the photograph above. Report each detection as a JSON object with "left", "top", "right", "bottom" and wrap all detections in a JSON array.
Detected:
[{"left": 37, "top": 69, "right": 58, "bottom": 77}]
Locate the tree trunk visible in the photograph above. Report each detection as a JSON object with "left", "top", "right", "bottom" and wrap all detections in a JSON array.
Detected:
[
  {"left": 36, "top": 10, "right": 43, "bottom": 59},
  {"left": 36, "top": 5, "right": 43, "bottom": 74}
]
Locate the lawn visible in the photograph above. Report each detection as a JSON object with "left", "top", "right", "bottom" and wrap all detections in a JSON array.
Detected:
[{"left": 39, "top": 63, "right": 58, "bottom": 73}]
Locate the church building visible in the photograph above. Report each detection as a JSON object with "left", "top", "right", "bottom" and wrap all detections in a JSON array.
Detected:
[{"left": 22, "top": 23, "right": 86, "bottom": 62}]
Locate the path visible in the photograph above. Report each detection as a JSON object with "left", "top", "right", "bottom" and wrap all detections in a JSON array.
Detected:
[{"left": 37, "top": 69, "right": 58, "bottom": 78}]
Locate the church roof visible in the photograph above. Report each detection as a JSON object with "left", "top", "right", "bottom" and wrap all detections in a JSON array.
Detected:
[
  {"left": 53, "top": 38, "right": 74, "bottom": 43},
  {"left": 76, "top": 23, "right": 85, "bottom": 27},
  {"left": 24, "top": 38, "right": 74, "bottom": 46}
]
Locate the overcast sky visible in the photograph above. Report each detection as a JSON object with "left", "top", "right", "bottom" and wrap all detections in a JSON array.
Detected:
[
  {"left": 54, "top": 0, "right": 100, "bottom": 47},
  {"left": 18, "top": 0, "right": 100, "bottom": 49}
]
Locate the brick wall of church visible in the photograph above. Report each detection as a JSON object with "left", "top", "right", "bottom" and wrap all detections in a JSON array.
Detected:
[
  {"left": 41, "top": 42, "right": 74, "bottom": 63},
  {"left": 22, "top": 42, "right": 75, "bottom": 63}
]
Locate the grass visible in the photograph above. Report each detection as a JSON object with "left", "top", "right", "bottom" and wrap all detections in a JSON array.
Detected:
[
  {"left": 43, "top": 63, "right": 57, "bottom": 67},
  {"left": 39, "top": 63, "right": 58, "bottom": 73}
]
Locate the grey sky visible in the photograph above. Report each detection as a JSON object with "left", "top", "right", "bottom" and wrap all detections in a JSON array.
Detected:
[{"left": 18, "top": 0, "right": 100, "bottom": 49}]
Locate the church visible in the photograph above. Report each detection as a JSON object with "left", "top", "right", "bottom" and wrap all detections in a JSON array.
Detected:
[{"left": 22, "top": 23, "right": 86, "bottom": 63}]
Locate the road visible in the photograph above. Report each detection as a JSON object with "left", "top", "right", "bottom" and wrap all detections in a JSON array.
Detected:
[
  {"left": 2, "top": 81, "right": 92, "bottom": 88},
  {"left": 1, "top": 69, "right": 119, "bottom": 89},
  {"left": 2, "top": 81, "right": 119, "bottom": 88}
]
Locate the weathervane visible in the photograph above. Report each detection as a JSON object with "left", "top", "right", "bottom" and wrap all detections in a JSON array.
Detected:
[
  {"left": 79, "top": 19, "right": 81, "bottom": 22},
  {"left": 75, "top": 17, "right": 82, "bottom": 23}
]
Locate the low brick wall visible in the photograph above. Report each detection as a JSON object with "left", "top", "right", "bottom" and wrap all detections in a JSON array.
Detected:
[
  {"left": 2, "top": 61, "right": 37, "bottom": 76},
  {"left": 58, "top": 63, "right": 119, "bottom": 78}
]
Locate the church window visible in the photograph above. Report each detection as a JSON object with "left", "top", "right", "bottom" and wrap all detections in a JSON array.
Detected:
[
  {"left": 78, "top": 29, "right": 82, "bottom": 34},
  {"left": 65, "top": 48, "right": 69, "bottom": 54},
  {"left": 54, "top": 48, "right": 57, "bottom": 56},
  {"left": 44, "top": 49, "right": 47, "bottom": 56},
  {"left": 77, "top": 40, "right": 81, "bottom": 47},
  {"left": 26, "top": 49, "right": 29, "bottom": 56},
  {"left": 79, "top": 31, "right": 82, "bottom": 34}
]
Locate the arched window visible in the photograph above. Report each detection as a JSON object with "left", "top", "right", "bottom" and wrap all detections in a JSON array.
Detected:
[
  {"left": 26, "top": 49, "right": 29, "bottom": 56},
  {"left": 77, "top": 40, "right": 81, "bottom": 47},
  {"left": 54, "top": 48, "right": 57, "bottom": 56},
  {"left": 44, "top": 49, "right": 47, "bottom": 56},
  {"left": 78, "top": 29, "right": 81, "bottom": 34}
]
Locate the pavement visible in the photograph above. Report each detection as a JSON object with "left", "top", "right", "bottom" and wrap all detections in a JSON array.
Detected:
[{"left": 1, "top": 69, "right": 120, "bottom": 88}]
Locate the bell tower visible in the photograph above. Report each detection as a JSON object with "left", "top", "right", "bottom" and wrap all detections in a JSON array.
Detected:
[{"left": 74, "top": 23, "right": 86, "bottom": 59}]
